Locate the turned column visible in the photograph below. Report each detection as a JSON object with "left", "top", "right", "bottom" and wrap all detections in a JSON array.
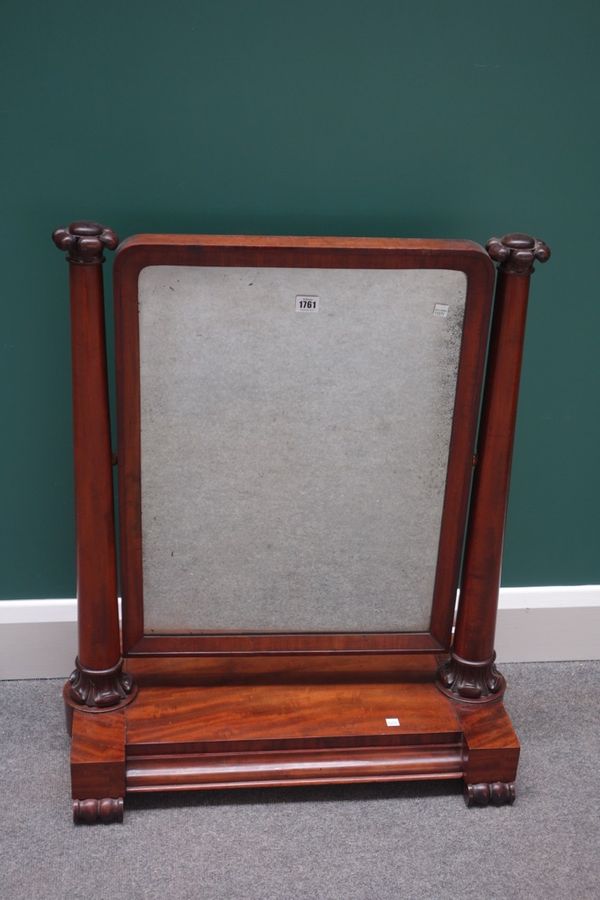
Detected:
[
  {"left": 437, "top": 233, "right": 550, "bottom": 701},
  {"left": 52, "top": 222, "right": 136, "bottom": 711}
]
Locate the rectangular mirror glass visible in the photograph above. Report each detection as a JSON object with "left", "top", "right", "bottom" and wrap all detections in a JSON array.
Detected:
[{"left": 138, "top": 265, "right": 466, "bottom": 632}]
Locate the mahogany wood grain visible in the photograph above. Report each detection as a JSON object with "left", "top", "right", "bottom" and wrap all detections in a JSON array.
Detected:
[
  {"left": 458, "top": 701, "right": 520, "bottom": 785},
  {"left": 126, "top": 651, "right": 444, "bottom": 686},
  {"left": 71, "top": 709, "right": 126, "bottom": 800},
  {"left": 126, "top": 745, "right": 464, "bottom": 792},
  {"left": 68, "top": 260, "right": 120, "bottom": 672},
  {"left": 118, "top": 234, "right": 487, "bottom": 252},
  {"left": 125, "top": 680, "right": 461, "bottom": 756},
  {"left": 128, "top": 633, "right": 443, "bottom": 656},
  {"left": 65, "top": 651, "right": 520, "bottom": 812},
  {"left": 454, "top": 270, "right": 532, "bottom": 665},
  {"left": 122, "top": 659, "right": 467, "bottom": 794}
]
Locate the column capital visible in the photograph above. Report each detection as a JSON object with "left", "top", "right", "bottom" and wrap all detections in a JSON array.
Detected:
[
  {"left": 52, "top": 221, "right": 118, "bottom": 265},
  {"left": 486, "top": 233, "right": 550, "bottom": 276}
]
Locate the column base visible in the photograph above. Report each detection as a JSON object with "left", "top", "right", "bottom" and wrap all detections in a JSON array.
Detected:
[
  {"left": 65, "top": 658, "right": 137, "bottom": 712},
  {"left": 436, "top": 652, "right": 506, "bottom": 702}
]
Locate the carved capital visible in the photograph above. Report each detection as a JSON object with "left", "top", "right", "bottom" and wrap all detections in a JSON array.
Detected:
[
  {"left": 67, "top": 658, "right": 136, "bottom": 710},
  {"left": 486, "top": 233, "right": 550, "bottom": 276},
  {"left": 465, "top": 782, "right": 516, "bottom": 807},
  {"left": 52, "top": 221, "right": 118, "bottom": 265},
  {"left": 436, "top": 652, "right": 505, "bottom": 702}
]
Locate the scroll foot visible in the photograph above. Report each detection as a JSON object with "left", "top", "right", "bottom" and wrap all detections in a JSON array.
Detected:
[
  {"left": 464, "top": 782, "right": 516, "bottom": 807},
  {"left": 73, "top": 798, "right": 124, "bottom": 824}
]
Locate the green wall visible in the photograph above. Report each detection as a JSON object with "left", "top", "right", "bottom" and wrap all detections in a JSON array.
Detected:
[{"left": 2, "top": 1, "right": 598, "bottom": 598}]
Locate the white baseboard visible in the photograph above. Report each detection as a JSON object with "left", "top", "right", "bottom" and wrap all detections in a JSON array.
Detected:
[
  {"left": 0, "top": 599, "right": 78, "bottom": 680},
  {"left": 495, "top": 585, "right": 600, "bottom": 663},
  {"left": 0, "top": 587, "right": 598, "bottom": 679}
]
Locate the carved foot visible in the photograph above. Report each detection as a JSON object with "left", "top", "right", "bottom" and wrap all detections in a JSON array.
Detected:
[
  {"left": 66, "top": 658, "right": 137, "bottom": 710},
  {"left": 73, "top": 798, "right": 124, "bottom": 824},
  {"left": 464, "top": 782, "right": 516, "bottom": 807},
  {"left": 436, "top": 652, "right": 505, "bottom": 702}
]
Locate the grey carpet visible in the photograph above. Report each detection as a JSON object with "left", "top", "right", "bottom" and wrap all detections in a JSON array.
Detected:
[{"left": 1, "top": 662, "right": 599, "bottom": 900}]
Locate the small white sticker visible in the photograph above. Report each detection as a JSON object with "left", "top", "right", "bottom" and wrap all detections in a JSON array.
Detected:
[
  {"left": 433, "top": 304, "right": 449, "bottom": 318},
  {"left": 296, "top": 295, "right": 319, "bottom": 312},
  {"left": 385, "top": 717, "right": 400, "bottom": 727}
]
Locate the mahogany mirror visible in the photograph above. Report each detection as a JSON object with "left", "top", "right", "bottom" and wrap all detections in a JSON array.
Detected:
[{"left": 52, "top": 226, "right": 549, "bottom": 822}]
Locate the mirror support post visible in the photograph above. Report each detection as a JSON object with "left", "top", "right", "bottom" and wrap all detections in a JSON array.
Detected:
[
  {"left": 437, "top": 234, "right": 550, "bottom": 702},
  {"left": 52, "top": 222, "right": 136, "bottom": 723}
]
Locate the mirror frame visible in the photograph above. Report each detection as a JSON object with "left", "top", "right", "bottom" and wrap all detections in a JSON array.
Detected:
[{"left": 113, "top": 235, "right": 494, "bottom": 657}]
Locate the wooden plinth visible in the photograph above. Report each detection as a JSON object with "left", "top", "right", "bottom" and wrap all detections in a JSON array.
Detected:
[{"left": 69, "top": 655, "right": 519, "bottom": 821}]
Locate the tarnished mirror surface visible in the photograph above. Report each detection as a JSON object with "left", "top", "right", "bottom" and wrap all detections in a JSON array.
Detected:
[{"left": 139, "top": 265, "right": 467, "bottom": 632}]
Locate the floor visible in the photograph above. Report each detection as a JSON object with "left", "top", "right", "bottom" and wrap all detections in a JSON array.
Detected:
[{"left": 1, "top": 661, "right": 599, "bottom": 900}]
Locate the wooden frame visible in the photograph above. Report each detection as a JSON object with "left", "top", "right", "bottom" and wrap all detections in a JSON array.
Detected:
[
  {"left": 115, "top": 236, "right": 493, "bottom": 657},
  {"left": 52, "top": 223, "right": 549, "bottom": 823}
]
